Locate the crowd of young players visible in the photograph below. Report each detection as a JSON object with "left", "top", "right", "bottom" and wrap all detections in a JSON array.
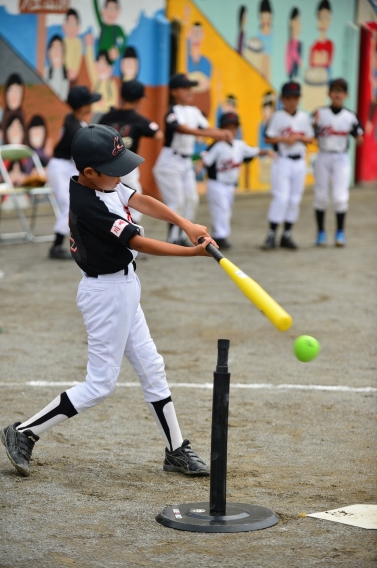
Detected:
[{"left": 45, "top": 72, "right": 363, "bottom": 262}]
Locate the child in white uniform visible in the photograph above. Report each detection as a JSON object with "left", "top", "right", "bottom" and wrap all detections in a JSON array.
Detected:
[
  {"left": 263, "top": 82, "right": 314, "bottom": 250},
  {"left": 312, "top": 78, "right": 364, "bottom": 247},
  {"left": 197, "top": 112, "right": 274, "bottom": 249},
  {"left": 2, "top": 125, "right": 218, "bottom": 479},
  {"left": 153, "top": 73, "right": 231, "bottom": 244}
]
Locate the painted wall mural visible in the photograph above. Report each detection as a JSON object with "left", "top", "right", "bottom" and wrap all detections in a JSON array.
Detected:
[{"left": 0, "top": 0, "right": 169, "bottom": 195}]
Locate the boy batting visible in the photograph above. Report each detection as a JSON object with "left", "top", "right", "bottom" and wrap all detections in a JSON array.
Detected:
[{"left": 1, "top": 124, "right": 217, "bottom": 479}]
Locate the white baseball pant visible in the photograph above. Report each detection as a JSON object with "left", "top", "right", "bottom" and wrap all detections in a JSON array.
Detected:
[
  {"left": 153, "top": 148, "right": 198, "bottom": 242},
  {"left": 268, "top": 156, "right": 307, "bottom": 224},
  {"left": 65, "top": 264, "right": 171, "bottom": 412},
  {"left": 47, "top": 158, "right": 78, "bottom": 236},
  {"left": 121, "top": 167, "right": 142, "bottom": 224},
  {"left": 206, "top": 179, "right": 235, "bottom": 239},
  {"left": 313, "top": 152, "right": 350, "bottom": 213}
]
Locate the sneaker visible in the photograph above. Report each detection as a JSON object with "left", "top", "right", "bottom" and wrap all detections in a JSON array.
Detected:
[
  {"left": 335, "top": 230, "right": 346, "bottom": 247},
  {"left": 1, "top": 422, "right": 39, "bottom": 477},
  {"left": 280, "top": 232, "right": 298, "bottom": 249},
  {"left": 316, "top": 231, "right": 327, "bottom": 247},
  {"left": 163, "top": 439, "right": 210, "bottom": 476},
  {"left": 262, "top": 231, "right": 276, "bottom": 250},
  {"left": 215, "top": 238, "right": 232, "bottom": 250},
  {"left": 49, "top": 245, "right": 73, "bottom": 260}
]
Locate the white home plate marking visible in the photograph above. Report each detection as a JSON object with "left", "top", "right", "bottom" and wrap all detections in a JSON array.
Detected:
[
  {"left": 307, "top": 504, "right": 377, "bottom": 529},
  {"left": 0, "top": 381, "right": 375, "bottom": 393}
]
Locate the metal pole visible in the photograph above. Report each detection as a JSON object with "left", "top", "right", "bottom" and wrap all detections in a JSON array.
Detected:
[{"left": 209, "top": 339, "right": 231, "bottom": 515}]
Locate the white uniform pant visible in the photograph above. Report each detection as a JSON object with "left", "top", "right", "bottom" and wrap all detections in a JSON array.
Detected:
[
  {"left": 47, "top": 158, "right": 77, "bottom": 236},
  {"left": 313, "top": 152, "right": 350, "bottom": 213},
  {"left": 153, "top": 148, "right": 198, "bottom": 241},
  {"left": 207, "top": 179, "right": 235, "bottom": 239},
  {"left": 268, "top": 156, "right": 307, "bottom": 224},
  {"left": 121, "top": 167, "right": 142, "bottom": 224},
  {"left": 66, "top": 265, "right": 170, "bottom": 412}
]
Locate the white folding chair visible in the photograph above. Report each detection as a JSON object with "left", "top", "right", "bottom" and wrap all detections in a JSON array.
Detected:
[{"left": 0, "top": 144, "right": 60, "bottom": 244}]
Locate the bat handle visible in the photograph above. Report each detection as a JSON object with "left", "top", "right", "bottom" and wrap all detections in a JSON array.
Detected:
[{"left": 198, "top": 237, "right": 224, "bottom": 263}]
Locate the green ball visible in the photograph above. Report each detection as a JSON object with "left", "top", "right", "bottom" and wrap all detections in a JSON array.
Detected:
[{"left": 294, "top": 335, "right": 320, "bottom": 362}]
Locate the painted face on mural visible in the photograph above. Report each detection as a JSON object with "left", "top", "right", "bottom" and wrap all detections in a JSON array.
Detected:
[
  {"left": 6, "top": 117, "right": 24, "bottom": 144},
  {"left": 317, "top": 8, "right": 331, "bottom": 34},
  {"left": 190, "top": 24, "right": 204, "bottom": 48},
  {"left": 28, "top": 125, "right": 46, "bottom": 149},
  {"left": 290, "top": 14, "right": 301, "bottom": 39},
  {"left": 48, "top": 39, "right": 64, "bottom": 68},
  {"left": 95, "top": 54, "right": 113, "bottom": 81},
  {"left": 121, "top": 57, "right": 139, "bottom": 81},
  {"left": 101, "top": 0, "right": 120, "bottom": 25},
  {"left": 260, "top": 11, "right": 272, "bottom": 33},
  {"left": 6, "top": 84, "right": 24, "bottom": 111},
  {"left": 63, "top": 14, "right": 80, "bottom": 39}
]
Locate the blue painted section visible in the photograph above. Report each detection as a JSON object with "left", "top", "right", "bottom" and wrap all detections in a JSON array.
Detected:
[
  {"left": 128, "top": 9, "right": 170, "bottom": 86},
  {"left": 0, "top": 6, "right": 37, "bottom": 68}
]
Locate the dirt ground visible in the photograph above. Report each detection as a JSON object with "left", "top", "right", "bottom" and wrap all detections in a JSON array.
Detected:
[{"left": 0, "top": 186, "right": 376, "bottom": 568}]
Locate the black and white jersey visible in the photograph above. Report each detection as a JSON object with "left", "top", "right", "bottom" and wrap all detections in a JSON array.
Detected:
[
  {"left": 201, "top": 140, "right": 260, "bottom": 185},
  {"left": 164, "top": 104, "right": 208, "bottom": 156},
  {"left": 99, "top": 109, "right": 159, "bottom": 154},
  {"left": 314, "top": 106, "right": 364, "bottom": 153},
  {"left": 69, "top": 176, "right": 141, "bottom": 277},
  {"left": 265, "top": 109, "right": 313, "bottom": 157},
  {"left": 54, "top": 114, "right": 87, "bottom": 160}
]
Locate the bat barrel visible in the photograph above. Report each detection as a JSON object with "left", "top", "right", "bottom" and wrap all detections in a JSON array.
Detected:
[{"left": 210, "top": 339, "right": 231, "bottom": 515}]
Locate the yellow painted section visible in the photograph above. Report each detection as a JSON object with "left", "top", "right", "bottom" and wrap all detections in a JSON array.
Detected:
[
  {"left": 166, "top": 0, "right": 315, "bottom": 192},
  {"left": 219, "top": 258, "right": 293, "bottom": 331}
]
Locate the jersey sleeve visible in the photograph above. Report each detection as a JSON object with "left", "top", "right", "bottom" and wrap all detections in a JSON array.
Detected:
[
  {"left": 350, "top": 114, "right": 364, "bottom": 137},
  {"left": 139, "top": 116, "right": 160, "bottom": 138},
  {"left": 200, "top": 143, "right": 219, "bottom": 167},
  {"left": 242, "top": 142, "right": 260, "bottom": 160},
  {"left": 265, "top": 114, "right": 278, "bottom": 138},
  {"left": 196, "top": 108, "right": 209, "bottom": 129}
]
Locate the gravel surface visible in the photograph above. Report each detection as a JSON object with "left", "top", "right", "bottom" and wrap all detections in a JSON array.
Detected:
[{"left": 0, "top": 186, "right": 376, "bottom": 567}]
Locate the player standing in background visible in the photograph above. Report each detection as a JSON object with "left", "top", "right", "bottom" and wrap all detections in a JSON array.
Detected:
[
  {"left": 100, "top": 80, "right": 163, "bottom": 223},
  {"left": 153, "top": 73, "right": 231, "bottom": 245},
  {"left": 197, "top": 112, "right": 274, "bottom": 249},
  {"left": 262, "top": 82, "right": 314, "bottom": 250},
  {"left": 1, "top": 124, "right": 215, "bottom": 479},
  {"left": 312, "top": 78, "right": 364, "bottom": 247},
  {"left": 47, "top": 86, "right": 101, "bottom": 259}
]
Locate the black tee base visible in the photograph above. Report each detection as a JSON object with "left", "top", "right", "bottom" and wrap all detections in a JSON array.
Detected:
[{"left": 156, "top": 501, "right": 279, "bottom": 533}]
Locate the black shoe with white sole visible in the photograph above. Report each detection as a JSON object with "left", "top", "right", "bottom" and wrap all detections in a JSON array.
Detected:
[
  {"left": 49, "top": 245, "right": 73, "bottom": 260},
  {"left": 1, "top": 422, "right": 39, "bottom": 477},
  {"left": 262, "top": 231, "right": 276, "bottom": 250},
  {"left": 163, "top": 439, "right": 210, "bottom": 476}
]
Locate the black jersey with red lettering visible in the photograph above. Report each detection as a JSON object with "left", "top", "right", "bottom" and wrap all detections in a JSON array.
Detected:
[{"left": 99, "top": 109, "right": 159, "bottom": 154}]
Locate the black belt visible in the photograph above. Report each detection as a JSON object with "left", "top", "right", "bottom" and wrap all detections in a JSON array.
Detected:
[
  {"left": 281, "top": 154, "right": 303, "bottom": 160},
  {"left": 87, "top": 260, "right": 136, "bottom": 278},
  {"left": 173, "top": 151, "right": 192, "bottom": 159}
]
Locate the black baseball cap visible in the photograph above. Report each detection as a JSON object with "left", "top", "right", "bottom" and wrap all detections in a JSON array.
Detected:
[
  {"left": 71, "top": 124, "right": 144, "bottom": 176},
  {"left": 329, "top": 78, "right": 348, "bottom": 92},
  {"left": 67, "top": 86, "right": 102, "bottom": 110},
  {"left": 121, "top": 80, "right": 145, "bottom": 101},
  {"left": 169, "top": 73, "right": 198, "bottom": 89},
  {"left": 220, "top": 112, "right": 240, "bottom": 127},
  {"left": 281, "top": 81, "right": 301, "bottom": 97}
]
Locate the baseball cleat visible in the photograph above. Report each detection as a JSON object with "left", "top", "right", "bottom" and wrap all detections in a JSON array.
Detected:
[
  {"left": 49, "top": 245, "right": 73, "bottom": 260},
  {"left": 1, "top": 422, "right": 39, "bottom": 477},
  {"left": 262, "top": 231, "right": 276, "bottom": 250},
  {"left": 163, "top": 439, "right": 210, "bottom": 476},
  {"left": 335, "top": 230, "right": 346, "bottom": 247},
  {"left": 316, "top": 231, "right": 327, "bottom": 247},
  {"left": 280, "top": 232, "right": 298, "bottom": 249}
]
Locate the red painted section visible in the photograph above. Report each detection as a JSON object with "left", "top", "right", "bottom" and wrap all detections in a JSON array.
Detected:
[{"left": 356, "top": 22, "right": 377, "bottom": 183}]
